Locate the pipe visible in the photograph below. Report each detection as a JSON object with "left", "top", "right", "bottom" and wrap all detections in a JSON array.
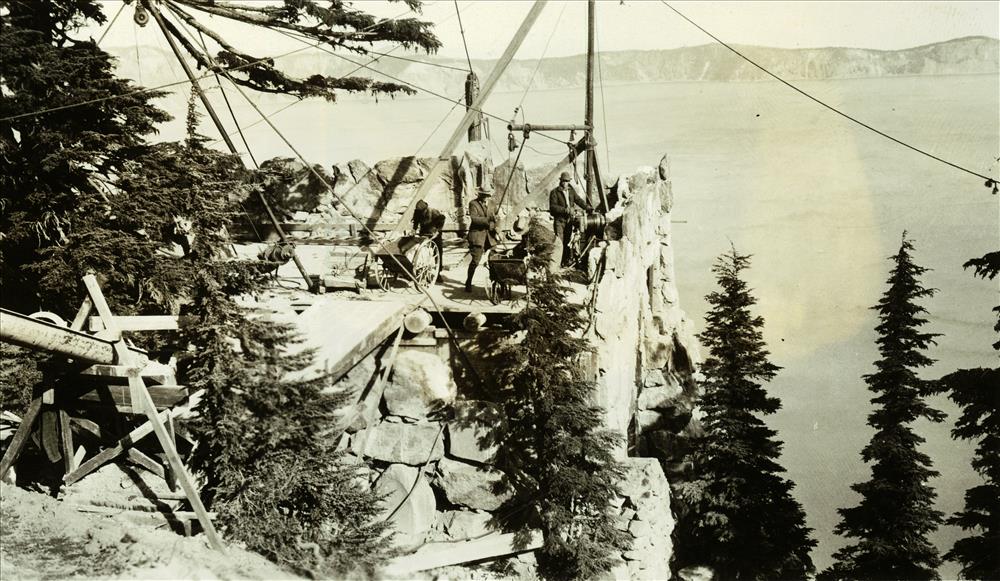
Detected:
[
  {"left": 507, "top": 123, "right": 591, "bottom": 133},
  {"left": 0, "top": 308, "right": 116, "bottom": 364}
]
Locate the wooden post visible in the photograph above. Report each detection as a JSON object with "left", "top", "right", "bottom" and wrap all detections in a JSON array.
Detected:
[
  {"left": 0, "top": 399, "right": 42, "bottom": 482},
  {"left": 584, "top": 0, "right": 596, "bottom": 206},
  {"left": 389, "top": 0, "right": 549, "bottom": 238},
  {"left": 79, "top": 275, "right": 225, "bottom": 552},
  {"left": 465, "top": 72, "right": 482, "bottom": 142}
]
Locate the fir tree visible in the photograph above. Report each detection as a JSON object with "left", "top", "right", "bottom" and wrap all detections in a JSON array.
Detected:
[
  {"left": 153, "top": 0, "right": 440, "bottom": 100},
  {"left": 178, "top": 264, "right": 391, "bottom": 577},
  {"left": 674, "top": 247, "right": 816, "bottom": 579},
  {"left": 821, "top": 234, "right": 944, "bottom": 581},
  {"left": 939, "top": 254, "right": 1000, "bottom": 579},
  {"left": 1, "top": 2, "right": 393, "bottom": 575},
  {"left": 492, "top": 242, "right": 631, "bottom": 580}
]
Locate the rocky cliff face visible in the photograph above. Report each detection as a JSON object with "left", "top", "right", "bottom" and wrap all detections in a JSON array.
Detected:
[
  {"left": 260, "top": 150, "right": 702, "bottom": 578},
  {"left": 109, "top": 36, "right": 998, "bottom": 96}
]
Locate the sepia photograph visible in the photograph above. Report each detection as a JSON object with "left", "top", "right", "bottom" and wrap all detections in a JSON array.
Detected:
[{"left": 1, "top": 1, "right": 997, "bottom": 579}]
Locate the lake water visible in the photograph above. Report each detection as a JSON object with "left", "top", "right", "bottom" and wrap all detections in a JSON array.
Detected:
[{"left": 156, "top": 74, "right": 999, "bottom": 575}]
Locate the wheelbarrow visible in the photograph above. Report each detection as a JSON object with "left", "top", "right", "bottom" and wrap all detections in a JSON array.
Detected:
[
  {"left": 366, "top": 235, "right": 440, "bottom": 291},
  {"left": 485, "top": 246, "right": 527, "bottom": 305}
]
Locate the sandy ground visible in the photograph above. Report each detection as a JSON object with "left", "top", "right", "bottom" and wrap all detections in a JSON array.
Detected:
[{"left": 0, "top": 483, "right": 301, "bottom": 581}]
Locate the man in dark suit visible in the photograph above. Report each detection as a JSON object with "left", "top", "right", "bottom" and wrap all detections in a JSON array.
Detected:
[
  {"left": 412, "top": 200, "right": 446, "bottom": 262},
  {"left": 549, "top": 171, "right": 589, "bottom": 266},
  {"left": 466, "top": 187, "right": 498, "bottom": 293}
]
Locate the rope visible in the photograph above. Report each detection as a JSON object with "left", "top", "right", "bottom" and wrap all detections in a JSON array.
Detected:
[
  {"left": 496, "top": 138, "right": 528, "bottom": 211},
  {"left": 517, "top": 2, "right": 567, "bottom": 111},
  {"left": 275, "top": 27, "right": 570, "bottom": 148},
  {"left": 596, "top": 23, "right": 611, "bottom": 176},
  {"left": 189, "top": 24, "right": 264, "bottom": 243},
  {"left": 133, "top": 21, "right": 143, "bottom": 85},
  {"left": 659, "top": 0, "right": 998, "bottom": 186},
  {"left": 196, "top": 38, "right": 481, "bottom": 384},
  {"left": 363, "top": 49, "right": 468, "bottom": 73},
  {"left": 160, "top": 6, "right": 485, "bottom": 402},
  {"left": 454, "top": 0, "right": 474, "bottom": 73},
  {"left": 96, "top": 1, "right": 126, "bottom": 46}
]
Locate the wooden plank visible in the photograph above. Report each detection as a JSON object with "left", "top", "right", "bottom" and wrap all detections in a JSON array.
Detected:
[
  {"left": 70, "top": 504, "right": 216, "bottom": 519},
  {"left": 58, "top": 410, "right": 75, "bottom": 473},
  {"left": 125, "top": 448, "right": 165, "bottom": 479},
  {"left": 86, "top": 315, "right": 195, "bottom": 332},
  {"left": 0, "top": 398, "right": 42, "bottom": 482},
  {"left": 40, "top": 409, "right": 62, "bottom": 463},
  {"left": 289, "top": 298, "right": 410, "bottom": 383},
  {"left": 83, "top": 275, "right": 121, "bottom": 341},
  {"left": 62, "top": 390, "right": 203, "bottom": 486},
  {"left": 129, "top": 374, "right": 225, "bottom": 551},
  {"left": 74, "top": 385, "right": 189, "bottom": 410},
  {"left": 383, "top": 531, "right": 543, "bottom": 576},
  {"left": 69, "top": 297, "right": 94, "bottom": 331},
  {"left": 69, "top": 417, "right": 102, "bottom": 438},
  {"left": 79, "top": 364, "right": 169, "bottom": 385}
]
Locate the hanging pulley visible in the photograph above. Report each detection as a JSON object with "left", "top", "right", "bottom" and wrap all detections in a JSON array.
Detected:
[{"left": 133, "top": 1, "right": 150, "bottom": 27}]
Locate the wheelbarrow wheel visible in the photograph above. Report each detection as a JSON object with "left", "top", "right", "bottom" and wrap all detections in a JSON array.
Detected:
[
  {"left": 487, "top": 281, "right": 502, "bottom": 305},
  {"left": 370, "top": 262, "right": 391, "bottom": 291},
  {"left": 410, "top": 238, "right": 440, "bottom": 289}
]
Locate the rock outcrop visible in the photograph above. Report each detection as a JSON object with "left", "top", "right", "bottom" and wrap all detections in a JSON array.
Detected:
[{"left": 294, "top": 153, "right": 701, "bottom": 579}]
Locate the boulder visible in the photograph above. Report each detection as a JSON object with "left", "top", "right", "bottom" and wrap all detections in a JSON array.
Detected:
[
  {"left": 442, "top": 510, "right": 493, "bottom": 540},
  {"left": 375, "top": 157, "right": 427, "bottom": 185},
  {"left": 435, "top": 458, "right": 510, "bottom": 511},
  {"left": 384, "top": 351, "right": 457, "bottom": 419},
  {"left": 642, "top": 369, "right": 667, "bottom": 388},
  {"left": 447, "top": 400, "right": 502, "bottom": 464},
  {"left": 375, "top": 464, "right": 437, "bottom": 548},
  {"left": 351, "top": 421, "right": 445, "bottom": 465},
  {"left": 637, "top": 383, "right": 683, "bottom": 411}
]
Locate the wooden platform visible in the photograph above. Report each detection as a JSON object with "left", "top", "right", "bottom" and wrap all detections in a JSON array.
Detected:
[{"left": 288, "top": 298, "right": 410, "bottom": 382}]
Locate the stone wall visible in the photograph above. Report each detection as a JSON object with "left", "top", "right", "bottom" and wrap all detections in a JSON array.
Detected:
[
  {"left": 322, "top": 154, "right": 702, "bottom": 579},
  {"left": 244, "top": 142, "right": 496, "bottom": 239},
  {"left": 585, "top": 155, "right": 701, "bottom": 575}
]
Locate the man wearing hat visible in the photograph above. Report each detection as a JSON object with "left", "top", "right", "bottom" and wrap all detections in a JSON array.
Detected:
[
  {"left": 412, "top": 199, "right": 446, "bottom": 264},
  {"left": 465, "top": 186, "right": 499, "bottom": 293},
  {"left": 549, "top": 171, "right": 589, "bottom": 266}
]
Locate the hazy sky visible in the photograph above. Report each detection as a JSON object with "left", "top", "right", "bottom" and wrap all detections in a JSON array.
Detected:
[{"left": 94, "top": 1, "right": 999, "bottom": 60}]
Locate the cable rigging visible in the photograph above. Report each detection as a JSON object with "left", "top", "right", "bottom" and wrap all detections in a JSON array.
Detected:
[
  {"left": 659, "top": 0, "right": 998, "bottom": 189},
  {"left": 95, "top": 1, "right": 126, "bottom": 46},
  {"left": 159, "top": 4, "right": 482, "bottom": 382},
  {"left": 0, "top": 3, "right": 421, "bottom": 124},
  {"left": 273, "top": 25, "right": 570, "bottom": 150},
  {"left": 453, "top": 0, "right": 475, "bottom": 74}
]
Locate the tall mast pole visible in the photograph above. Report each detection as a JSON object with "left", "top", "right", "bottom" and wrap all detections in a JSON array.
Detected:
[
  {"left": 584, "top": 0, "right": 596, "bottom": 207},
  {"left": 146, "top": 2, "right": 316, "bottom": 292}
]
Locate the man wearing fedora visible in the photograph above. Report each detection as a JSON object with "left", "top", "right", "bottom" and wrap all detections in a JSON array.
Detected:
[
  {"left": 549, "top": 171, "right": 589, "bottom": 266},
  {"left": 465, "top": 186, "right": 499, "bottom": 293}
]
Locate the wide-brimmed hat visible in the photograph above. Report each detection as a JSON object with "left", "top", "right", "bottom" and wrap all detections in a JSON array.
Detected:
[
  {"left": 477, "top": 186, "right": 493, "bottom": 196},
  {"left": 559, "top": 171, "right": 572, "bottom": 182}
]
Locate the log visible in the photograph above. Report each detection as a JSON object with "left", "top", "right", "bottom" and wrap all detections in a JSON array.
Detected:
[
  {"left": 403, "top": 309, "right": 433, "bottom": 334},
  {"left": 383, "top": 531, "right": 543, "bottom": 576},
  {"left": 0, "top": 308, "right": 116, "bottom": 364}
]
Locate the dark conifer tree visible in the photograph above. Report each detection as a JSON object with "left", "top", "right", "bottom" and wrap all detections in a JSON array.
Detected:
[
  {"left": 492, "top": 237, "right": 631, "bottom": 580},
  {"left": 939, "top": 255, "right": 1000, "bottom": 579},
  {"left": 674, "top": 247, "right": 816, "bottom": 579},
  {"left": 821, "top": 234, "right": 944, "bottom": 581},
  {"left": 1, "top": 2, "right": 392, "bottom": 575}
]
